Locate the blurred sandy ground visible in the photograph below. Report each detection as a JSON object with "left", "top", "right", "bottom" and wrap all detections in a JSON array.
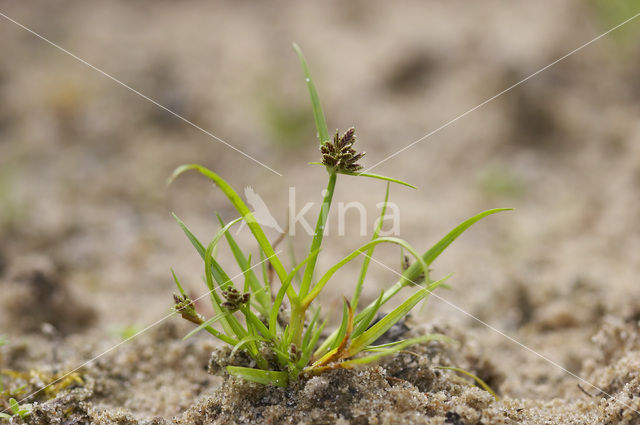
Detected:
[{"left": 1, "top": 0, "right": 640, "bottom": 400}]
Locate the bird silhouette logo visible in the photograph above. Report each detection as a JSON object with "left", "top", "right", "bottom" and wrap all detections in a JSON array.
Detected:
[{"left": 236, "top": 186, "right": 284, "bottom": 234}]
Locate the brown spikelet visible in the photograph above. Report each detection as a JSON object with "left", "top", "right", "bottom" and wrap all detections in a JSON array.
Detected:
[{"left": 320, "top": 127, "right": 365, "bottom": 173}]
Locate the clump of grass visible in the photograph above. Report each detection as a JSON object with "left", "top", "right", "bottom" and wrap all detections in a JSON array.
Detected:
[{"left": 168, "top": 44, "right": 510, "bottom": 387}]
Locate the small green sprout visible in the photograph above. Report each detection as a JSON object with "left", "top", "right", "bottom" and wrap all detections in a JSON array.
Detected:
[
  {"left": 168, "top": 44, "right": 510, "bottom": 387},
  {"left": 0, "top": 398, "right": 32, "bottom": 420}
]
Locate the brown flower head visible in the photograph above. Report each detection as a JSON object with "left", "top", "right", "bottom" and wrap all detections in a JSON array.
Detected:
[
  {"left": 320, "top": 127, "right": 365, "bottom": 173},
  {"left": 173, "top": 293, "right": 204, "bottom": 325},
  {"left": 221, "top": 287, "right": 250, "bottom": 312}
]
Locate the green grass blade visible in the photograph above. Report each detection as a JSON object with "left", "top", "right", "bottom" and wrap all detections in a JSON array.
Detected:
[
  {"left": 340, "top": 335, "right": 449, "bottom": 367},
  {"left": 330, "top": 299, "right": 351, "bottom": 352},
  {"left": 172, "top": 212, "right": 206, "bottom": 258},
  {"left": 304, "top": 236, "right": 429, "bottom": 308},
  {"left": 169, "top": 164, "right": 289, "bottom": 291},
  {"left": 172, "top": 212, "right": 237, "bottom": 296},
  {"left": 227, "top": 366, "right": 289, "bottom": 387},
  {"left": 302, "top": 308, "right": 321, "bottom": 350},
  {"left": 331, "top": 208, "right": 513, "bottom": 352},
  {"left": 204, "top": 239, "right": 247, "bottom": 341},
  {"left": 269, "top": 277, "right": 294, "bottom": 337},
  {"left": 243, "top": 253, "right": 252, "bottom": 293},
  {"left": 309, "top": 163, "right": 417, "bottom": 189},
  {"left": 218, "top": 214, "right": 271, "bottom": 315},
  {"left": 437, "top": 366, "right": 499, "bottom": 401},
  {"left": 259, "top": 248, "right": 270, "bottom": 287},
  {"left": 401, "top": 208, "right": 512, "bottom": 285},
  {"left": 287, "top": 235, "right": 302, "bottom": 285},
  {"left": 298, "top": 172, "right": 337, "bottom": 299},
  {"left": 346, "top": 275, "right": 450, "bottom": 357},
  {"left": 293, "top": 43, "right": 329, "bottom": 144},
  {"left": 312, "top": 237, "right": 430, "bottom": 358},
  {"left": 170, "top": 268, "right": 187, "bottom": 296},
  {"left": 352, "top": 290, "right": 384, "bottom": 338},
  {"left": 352, "top": 182, "right": 390, "bottom": 310},
  {"left": 363, "top": 334, "right": 453, "bottom": 351},
  {"left": 269, "top": 248, "right": 320, "bottom": 335},
  {"left": 298, "top": 319, "right": 326, "bottom": 369},
  {"left": 231, "top": 335, "right": 268, "bottom": 357},
  {"left": 183, "top": 311, "right": 230, "bottom": 340},
  {"left": 344, "top": 171, "right": 416, "bottom": 189},
  {"left": 244, "top": 308, "right": 272, "bottom": 339}
]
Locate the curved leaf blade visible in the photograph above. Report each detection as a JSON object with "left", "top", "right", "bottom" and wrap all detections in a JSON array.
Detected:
[{"left": 227, "top": 366, "right": 289, "bottom": 387}]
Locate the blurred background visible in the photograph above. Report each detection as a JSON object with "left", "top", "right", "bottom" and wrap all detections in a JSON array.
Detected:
[{"left": 1, "top": 0, "right": 639, "bottom": 413}]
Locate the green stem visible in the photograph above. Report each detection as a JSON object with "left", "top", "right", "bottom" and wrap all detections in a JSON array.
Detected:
[
  {"left": 291, "top": 171, "right": 337, "bottom": 346},
  {"left": 299, "top": 171, "right": 337, "bottom": 297}
]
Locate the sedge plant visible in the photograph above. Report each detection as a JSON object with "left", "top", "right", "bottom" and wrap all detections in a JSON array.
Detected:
[{"left": 168, "top": 44, "right": 510, "bottom": 387}]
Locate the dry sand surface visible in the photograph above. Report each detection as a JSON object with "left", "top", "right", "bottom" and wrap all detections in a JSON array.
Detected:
[{"left": 1, "top": 1, "right": 640, "bottom": 423}]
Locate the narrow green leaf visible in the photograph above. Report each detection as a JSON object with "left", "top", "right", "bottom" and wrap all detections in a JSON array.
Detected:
[
  {"left": 259, "top": 248, "right": 270, "bottom": 288},
  {"left": 331, "top": 299, "right": 351, "bottom": 351},
  {"left": 352, "top": 290, "right": 384, "bottom": 338},
  {"left": 343, "top": 171, "right": 417, "bottom": 189},
  {"left": 287, "top": 235, "right": 302, "bottom": 285},
  {"left": 302, "top": 308, "right": 321, "bottom": 351},
  {"left": 204, "top": 237, "right": 232, "bottom": 325},
  {"left": 298, "top": 172, "right": 337, "bottom": 300},
  {"left": 346, "top": 275, "right": 450, "bottom": 356},
  {"left": 402, "top": 208, "right": 512, "bottom": 286},
  {"left": 293, "top": 43, "right": 329, "bottom": 144},
  {"left": 227, "top": 366, "right": 289, "bottom": 387},
  {"left": 169, "top": 164, "right": 289, "bottom": 291},
  {"left": 312, "top": 237, "right": 431, "bottom": 358},
  {"left": 313, "top": 299, "right": 354, "bottom": 367},
  {"left": 183, "top": 311, "right": 230, "bottom": 340},
  {"left": 172, "top": 212, "right": 206, "bottom": 258},
  {"left": 298, "top": 319, "right": 326, "bottom": 369},
  {"left": 363, "top": 334, "right": 453, "bottom": 351},
  {"left": 269, "top": 277, "right": 294, "bottom": 337},
  {"left": 172, "top": 212, "right": 237, "bottom": 296},
  {"left": 437, "top": 366, "right": 499, "bottom": 401},
  {"left": 244, "top": 308, "right": 272, "bottom": 339},
  {"left": 243, "top": 253, "right": 252, "bottom": 293},
  {"left": 331, "top": 208, "right": 513, "bottom": 355},
  {"left": 304, "top": 236, "right": 429, "bottom": 308},
  {"left": 340, "top": 335, "right": 449, "bottom": 367},
  {"left": 218, "top": 214, "right": 271, "bottom": 315},
  {"left": 269, "top": 248, "right": 319, "bottom": 335},
  {"left": 170, "top": 268, "right": 187, "bottom": 296},
  {"left": 352, "top": 182, "right": 390, "bottom": 310},
  {"left": 231, "top": 335, "right": 268, "bottom": 357},
  {"left": 308, "top": 163, "right": 416, "bottom": 189},
  {"left": 204, "top": 239, "right": 247, "bottom": 341}
]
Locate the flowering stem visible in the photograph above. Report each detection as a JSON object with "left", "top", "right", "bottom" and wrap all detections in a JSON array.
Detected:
[{"left": 291, "top": 171, "right": 337, "bottom": 347}]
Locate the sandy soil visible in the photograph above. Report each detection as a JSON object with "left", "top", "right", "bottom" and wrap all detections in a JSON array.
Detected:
[{"left": 1, "top": 0, "right": 640, "bottom": 423}]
